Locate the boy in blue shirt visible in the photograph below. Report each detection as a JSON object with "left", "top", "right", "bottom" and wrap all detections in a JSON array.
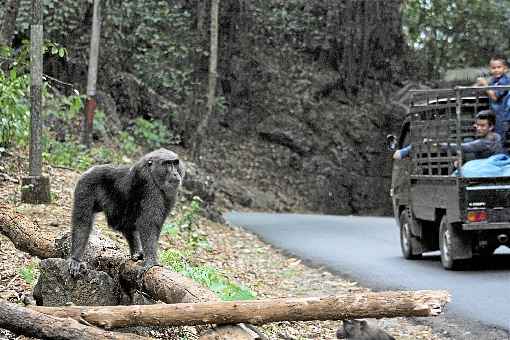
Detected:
[{"left": 476, "top": 55, "right": 510, "bottom": 142}]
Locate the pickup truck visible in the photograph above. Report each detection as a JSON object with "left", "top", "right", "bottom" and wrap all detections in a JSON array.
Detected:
[{"left": 390, "top": 86, "right": 510, "bottom": 269}]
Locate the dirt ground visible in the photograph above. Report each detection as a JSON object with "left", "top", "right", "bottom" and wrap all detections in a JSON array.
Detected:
[{"left": 0, "top": 150, "right": 480, "bottom": 339}]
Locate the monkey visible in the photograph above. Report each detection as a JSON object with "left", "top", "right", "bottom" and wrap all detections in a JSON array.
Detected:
[
  {"left": 336, "top": 320, "right": 395, "bottom": 340},
  {"left": 68, "top": 148, "right": 185, "bottom": 277}
]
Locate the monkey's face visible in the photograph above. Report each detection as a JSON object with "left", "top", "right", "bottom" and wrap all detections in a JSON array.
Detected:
[
  {"left": 150, "top": 158, "right": 184, "bottom": 185},
  {"left": 143, "top": 149, "right": 185, "bottom": 194}
]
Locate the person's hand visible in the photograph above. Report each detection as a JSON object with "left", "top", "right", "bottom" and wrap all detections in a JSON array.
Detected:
[
  {"left": 393, "top": 150, "right": 402, "bottom": 160},
  {"left": 476, "top": 77, "right": 488, "bottom": 86}
]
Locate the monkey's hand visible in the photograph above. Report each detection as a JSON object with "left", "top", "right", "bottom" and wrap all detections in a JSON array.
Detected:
[
  {"left": 68, "top": 257, "right": 86, "bottom": 278},
  {"left": 131, "top": 251, "right": 144, "bottom": 261},
  {"left": 134, "top": 259, "right": 160, "bottom": 286}
]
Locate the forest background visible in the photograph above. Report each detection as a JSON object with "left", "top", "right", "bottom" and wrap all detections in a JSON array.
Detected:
[{"left": 1, "top": 0, "right": 510, "bottom": 215}]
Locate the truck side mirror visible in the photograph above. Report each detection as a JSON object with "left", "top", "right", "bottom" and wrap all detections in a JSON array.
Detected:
[{"left": 387, "top": 134, "right": 397, "bottom": 150}]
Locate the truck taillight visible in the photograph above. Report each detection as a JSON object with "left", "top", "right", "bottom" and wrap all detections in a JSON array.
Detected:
[{"left": 467, "top": 210, "right": 487, "bottom": 222}]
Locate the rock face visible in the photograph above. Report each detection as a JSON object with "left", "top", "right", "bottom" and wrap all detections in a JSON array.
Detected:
[
  {"left": 199, "top": 96, "right": 400, "bottom": 216},
  {"left": 33, "top": 258, "right": 121, "bottom": 306}
]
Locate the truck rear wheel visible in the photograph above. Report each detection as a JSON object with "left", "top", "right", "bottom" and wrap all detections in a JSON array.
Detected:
[
  {"left": 439, "top": 215, "right": 465, "bottom": 270},
  {"left": 400, "top": 210, "right": 422, "bottom": 259}
]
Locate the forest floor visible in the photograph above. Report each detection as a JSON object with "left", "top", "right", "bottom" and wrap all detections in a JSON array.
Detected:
[{"left": 0, "top": 150, "right": 497, "bottom": 340}]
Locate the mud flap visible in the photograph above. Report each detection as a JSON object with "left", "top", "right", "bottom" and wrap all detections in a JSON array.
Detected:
[{"left": 450, "top": 223, "right": 473, "bottom": 260}]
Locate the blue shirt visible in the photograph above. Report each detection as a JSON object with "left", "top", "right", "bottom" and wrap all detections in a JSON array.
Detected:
[{"left": 489, "top": 74, "right": 510, "bottom": 138}]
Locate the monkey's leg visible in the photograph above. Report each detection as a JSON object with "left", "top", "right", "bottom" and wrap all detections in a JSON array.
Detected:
[
  {"left": 69, "top": 223, "right": 93, "bottom": 277},
  {"left": 124, "top": 229, "right": 144, "bottom": 261},
  {"left": 138, "top": 224, "right": 161, "bottom": 268}
]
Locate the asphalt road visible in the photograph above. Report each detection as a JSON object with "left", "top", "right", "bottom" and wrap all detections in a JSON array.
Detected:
[{"left": 225, "top": 212, "right": 510, "bottom": 333}]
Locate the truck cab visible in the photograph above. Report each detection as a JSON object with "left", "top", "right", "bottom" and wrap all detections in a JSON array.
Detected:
[{"left": 391, "top": 86, "right": 510, "bottom": 269}]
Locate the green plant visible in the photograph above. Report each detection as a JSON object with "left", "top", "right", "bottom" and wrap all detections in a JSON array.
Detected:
[
  {"left": 0, "top": 68, "right": 30, "bottom": 147},
  {"left": 160, "top": 249, "right": 256, "bottom": 301},
  {"left": 42, "top": 140, "right": 93, "bottom": 170},
  {"left": 118, "top": 132, "right": 139, "bottom": 155},
  {"left": 132, "top": 117, "right": 171, "bottom": 150},
  {"left": 166, "top": 197, "right": 208, "bottom": 250},
  {"left": 19, "top": 261, "right": 38, "bottom": 285}
]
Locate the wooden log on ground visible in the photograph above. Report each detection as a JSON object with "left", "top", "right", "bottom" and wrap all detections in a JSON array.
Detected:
[
  {"left": 31, "top": 290, "right": 450, "bottom": 328},
  {"left": 0, "top": 203, "right": 60, "bottom": 258},
  {"left": 0, "top": 300, "right": 147, "bottom": 340}
]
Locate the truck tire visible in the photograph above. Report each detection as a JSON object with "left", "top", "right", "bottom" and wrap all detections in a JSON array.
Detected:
[
  {"left": 399, "top": 210, "right": 422, "bottom": 259},
  {"left": 439, "top": 215, "right": 465, "bottom": 270}
]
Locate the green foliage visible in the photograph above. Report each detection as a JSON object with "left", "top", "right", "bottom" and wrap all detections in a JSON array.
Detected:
[
  {"left": 132, "top": 117, "right": 171, "bottom": 150},
  {"left": 162, "top": 197, "right": 207, "bottom": 250},
  {"left": 102, "top": 1, "right": 198, "bottom": 100},
  {"left": 0, "top": 68, "right": 30, "bottom": 147},
  {"left": 160, "top": 249, "right": 256, "bottom": 301},
  {"left": 118, "top": 132, "right": 139, "bottom": 155},
  {"left": 43, "top": 140, "right": 93, "bottom": 170},
  {"left": 19, "top": 261, "right": 38, "bottom": 285},
  {"left": 402, "top": 0, "right": 510, "bottom": 78}
]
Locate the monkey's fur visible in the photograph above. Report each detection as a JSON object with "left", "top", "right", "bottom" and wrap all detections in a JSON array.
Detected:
[
  {"left": 336, "top": 320, "right": 395, "bottom": 340},
  {"left": 69, "top": 148, "right": 185, "bottom": 277}
]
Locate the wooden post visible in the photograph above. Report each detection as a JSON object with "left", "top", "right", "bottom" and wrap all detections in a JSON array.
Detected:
[
  {"left": 21, "top": 0, "right": 51, "bottom": 204},
  {"left": 81, "top": 0, "right": 101, "bottom": 147}
]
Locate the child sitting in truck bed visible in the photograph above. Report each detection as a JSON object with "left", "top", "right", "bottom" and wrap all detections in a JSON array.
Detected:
[{"left": 393, "top": 110, "right": 503, "bottom": 160}]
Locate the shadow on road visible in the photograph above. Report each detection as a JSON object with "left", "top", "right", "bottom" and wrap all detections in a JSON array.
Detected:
[{"left": 418, "top": 253, "right": 510, "bottom": 271}]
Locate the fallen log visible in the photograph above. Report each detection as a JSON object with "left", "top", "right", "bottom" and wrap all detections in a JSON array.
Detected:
[
  {"left": 31, "top": 290, "right": 450, "bottom": 328},
  {"left": 0, "top": 300, "right": 147, "bottom": 340},
  {"left": 0, "top": 203, "right": 60, "bottom": 258}
]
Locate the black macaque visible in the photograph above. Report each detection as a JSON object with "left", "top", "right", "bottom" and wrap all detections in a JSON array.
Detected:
[
  {"left": 68, "top": 148, "right": 185, "bottom": 277},
  {"left": 336, "top": 320, "right": 395, "bottom": 340}
]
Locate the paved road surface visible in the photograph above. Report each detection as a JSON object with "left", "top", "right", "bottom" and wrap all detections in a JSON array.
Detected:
[{"left": 225, "top": 212, "right": 510, "bottom": 332}]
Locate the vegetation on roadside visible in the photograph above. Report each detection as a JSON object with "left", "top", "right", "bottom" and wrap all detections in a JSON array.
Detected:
[{"left": 161, "top": 197, "right": 256, "bottom": 301}]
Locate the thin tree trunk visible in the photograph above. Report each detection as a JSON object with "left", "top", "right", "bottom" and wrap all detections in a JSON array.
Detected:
[
  {"left": 0, "top": 0, "right": 20, "bottom": 46},
  {"left": 193, "top": 0, "right": 219, "bottom": 159},
  {"left": 0, "top": 300, "right": 147, "bottom": 340},
  {"left": 81, "top": 0, "right": 102, "bottom": 147},
  {"left": 31, "top": 290, "right": 450, "bottom": 328}
]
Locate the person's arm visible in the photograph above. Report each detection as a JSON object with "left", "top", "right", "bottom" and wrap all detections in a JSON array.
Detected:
[
  {"left": 475, "top": 77, "right": 499, "bottom": 101},
  {"left": 490, "top": 76, "right": 510, "bottom": 102},
  {"left": 460, "top": 138, "right": 492, "bottom": 154},
  {"left": 393, "top": 144, "right": 412, "bottom": 160}
]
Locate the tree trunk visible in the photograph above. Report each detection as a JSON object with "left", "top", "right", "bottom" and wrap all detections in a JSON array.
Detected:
[
  {"left": 0, "top": 300, "right": 147, "bottom": 340},
  {"left": 0, "top": 0, "right": 20, "bottom": 46},
  {"left": 30, "top": 290, "right": 450, "bottom": 328},
  {"left": 193, "top": 0, "right": 220, "bottom": 159},
  {"left": 81, "top": 0, "right": 102, "bottom": 147}
]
